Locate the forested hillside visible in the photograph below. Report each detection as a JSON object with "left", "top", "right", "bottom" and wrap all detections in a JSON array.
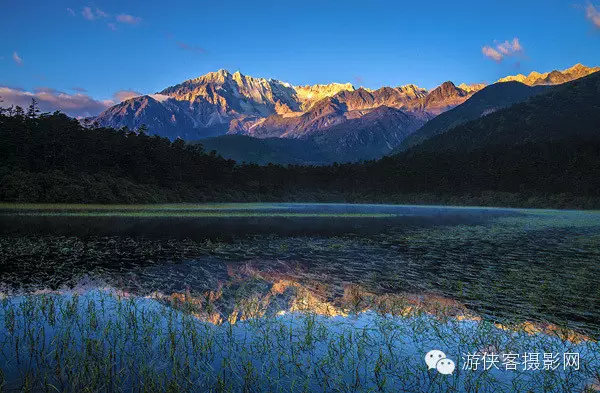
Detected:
[
  {"left": 406, "top": 70, "right": 600, "bottom": 154},
  {"left": 196, "top": 135, "right": 327, "bottom": 165},
  {"left": 395, "top": 82, "right": 549, "bottom": 152},
  {"left": 1, "top": 93, "right": 599, "bottom": 209}
]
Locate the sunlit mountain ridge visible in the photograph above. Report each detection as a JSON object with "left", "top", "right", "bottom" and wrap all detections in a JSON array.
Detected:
[{"left": 93, "top": 63, "right": 599, "bottom": 163}]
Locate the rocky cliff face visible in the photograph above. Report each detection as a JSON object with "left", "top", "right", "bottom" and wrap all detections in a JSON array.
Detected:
[
  {"left": 496, "top": 63, "right": 600, "bottom": 86},
  {"left": 294, "top": 83, "right": 355, "bottom": 110}
]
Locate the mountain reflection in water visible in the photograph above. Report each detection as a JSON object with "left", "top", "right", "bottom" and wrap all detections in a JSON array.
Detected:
[{"left": 1, "top": 204, "right": 599, "bottom": 334}]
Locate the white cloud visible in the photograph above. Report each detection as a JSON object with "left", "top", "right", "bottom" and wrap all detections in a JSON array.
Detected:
[
  {"left": 116, "top": 14, "right": 142, "bottom": 25},
  {"left": 113, "top": 90, "right": 142, "bottom": 102},
  {"left": 482, "top": 46, "right": 503, "bottom": 62},
  {"left": 95, "top": 8, "right": 109, "bottom": 18},
  {"left": 81, "top": 6, "right": 95, "bottom": 20},
  {"left": 0, "top": 86, "right": 114, "bottom": 118},
  {"left": 76, "top": 7, "right": 140, "bottom": 30},
  {"left": 12, "top": 52, "right": 23, "bottom": 66},
  {"left": 177, "top": 41, "right": 206, "bottom": 53},
  {"left": 81, "top": 6, "right": 109, "bottom": 21},
  {"left": 66, "top": 7, "right": 76, "bottom": 16},
  {"left": 0, "top": 87, "right": 148, "bottom": 117},
  {"left": 586, "top": 4, "right": 600, "bottom": 28},
  {"left": 482, "top": 38, "right": 524, "bottom": 62},
  {"left": 497, "top": 38, "right": 523, "bottom": 55}
]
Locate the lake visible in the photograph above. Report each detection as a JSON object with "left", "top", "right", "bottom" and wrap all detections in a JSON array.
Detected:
[{"left": 0, "top": 203, "right": 599, "bottom": 392}]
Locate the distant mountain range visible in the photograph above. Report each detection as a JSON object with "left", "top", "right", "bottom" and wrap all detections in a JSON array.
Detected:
[
  {"left": 496, "top": 63, "right": 600, "bottom": 86},
  {"left": 95, "top": 63, "right": 599, "bottom": 164},
  {"left": 95, "top": 69, "right": 476, "bottom": 140}
]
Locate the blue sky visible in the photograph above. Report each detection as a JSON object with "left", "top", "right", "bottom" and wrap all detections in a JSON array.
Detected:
[{"left": 1, "top": 0, "right": 599, "bottom": 116}]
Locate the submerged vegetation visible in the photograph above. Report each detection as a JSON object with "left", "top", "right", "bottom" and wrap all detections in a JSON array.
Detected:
[{"left": 1, "top": 288, "right": 599, "bottom": 393}]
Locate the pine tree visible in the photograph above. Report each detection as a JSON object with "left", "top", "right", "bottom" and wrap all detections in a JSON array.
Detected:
[
  {"left": 27, "top": 98, "right": 40, "bottom": 118},
  {"left": 137, "top": 124, "right": 149, "bottom": 135},
  {"left": 14, "top": 106, "right": 25, "bottom": 118}
]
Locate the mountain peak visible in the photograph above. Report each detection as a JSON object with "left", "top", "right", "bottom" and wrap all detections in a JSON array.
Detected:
[
  {"left": 232, "top": 70, "right": 245, "bottom": 80},
  {"left": 293, "top": 82, "right": 355, "bottom": 110},
  {"left": 183, "top": 69, "right": 234, "bottom": 85},
  {"left": 567, "top": 63, "right": 586, "bottom": 72},
  {"left": 440, "top": 81, "right": 457, "bottom": 88},
  {"left": 398, "top": 84, "right": 427, "bottom": 94},
  {"left": 400, "top": 83, "right": 420, "bottom": 89},
  {"left": 295, "top": 82, "right": 354, "bottom": 90},
  {"left": 421, "top": 81, "right": 469, "bottom": 115},
  {"left": 496, "top": 63, "right": 600, "bottom": 86},
  {"left": 428, "top": 81, "right": 466, "bottom": 98},
  {"left": 458, "top": 83, "right": 486, "bottom": 93},
  {"left": 232, "top": 70, "right": 249, "bottom": 84},
  {"left": 205, "top": 69, "right": 232, "bottom": 78},
  {"left": 98, "top": 69, "right": 479, "bottom": 143}
]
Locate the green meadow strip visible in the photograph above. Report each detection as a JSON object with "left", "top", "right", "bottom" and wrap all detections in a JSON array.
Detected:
[
  {"left": 0, "top": 211, "right": 398, "bottom": 218},
  {"left": 0, "top": 202, "right": 286, "bottom": 211}
]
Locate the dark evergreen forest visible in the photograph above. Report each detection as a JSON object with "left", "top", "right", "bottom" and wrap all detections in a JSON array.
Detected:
[{"left": 1, "top": 96, "right": 599, "bottom": 209}]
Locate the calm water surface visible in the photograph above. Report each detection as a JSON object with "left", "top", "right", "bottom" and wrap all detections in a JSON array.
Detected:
[{"left": 1, "top": 203, "right": 599, "bottom": 332}]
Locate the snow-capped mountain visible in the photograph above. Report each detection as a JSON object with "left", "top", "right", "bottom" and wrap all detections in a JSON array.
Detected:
[
  {"left": 496, "top": 63, "right": 600, "bottom": 86},
  {"left": 94, "top": 70, "right": 480, "bottom": 140}
]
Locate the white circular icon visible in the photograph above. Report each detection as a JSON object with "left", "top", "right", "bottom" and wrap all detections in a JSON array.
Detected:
[
  {"left": 425, "top": 349, "right": 455, "bottom": 375},
  {"left": 436, "top": 358, "right": 456, "bottom": 375},
  {"left": 425, "top": 350, "right": 446, "bottom": 369}
]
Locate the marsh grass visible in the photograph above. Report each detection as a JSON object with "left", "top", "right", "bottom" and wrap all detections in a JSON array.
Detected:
[
  {"left": 0, "top": 202, "right": 405, "bottom": 218},
  {"left": 1, "top": 211, "right": 399, "bottom": 219},
  {"left": 0, "top": 289, "right": 598, "bottom": 393}
]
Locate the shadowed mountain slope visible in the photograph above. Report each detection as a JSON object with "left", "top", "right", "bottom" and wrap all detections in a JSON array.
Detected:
[
  {"left": 405, "top": 70, "right": 600, "bottom": 154},
  {"left": 395, "top": 82, "right": 550, "bottom": 152}
]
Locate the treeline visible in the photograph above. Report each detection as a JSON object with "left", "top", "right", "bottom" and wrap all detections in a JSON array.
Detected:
[{"left": 1, "top": 103, "right": 599, "bottom": 209}]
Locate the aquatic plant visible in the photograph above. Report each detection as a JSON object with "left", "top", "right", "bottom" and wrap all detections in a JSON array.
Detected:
[{"left": 0, "top": 289, "right": 598, "bottom": 393}]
